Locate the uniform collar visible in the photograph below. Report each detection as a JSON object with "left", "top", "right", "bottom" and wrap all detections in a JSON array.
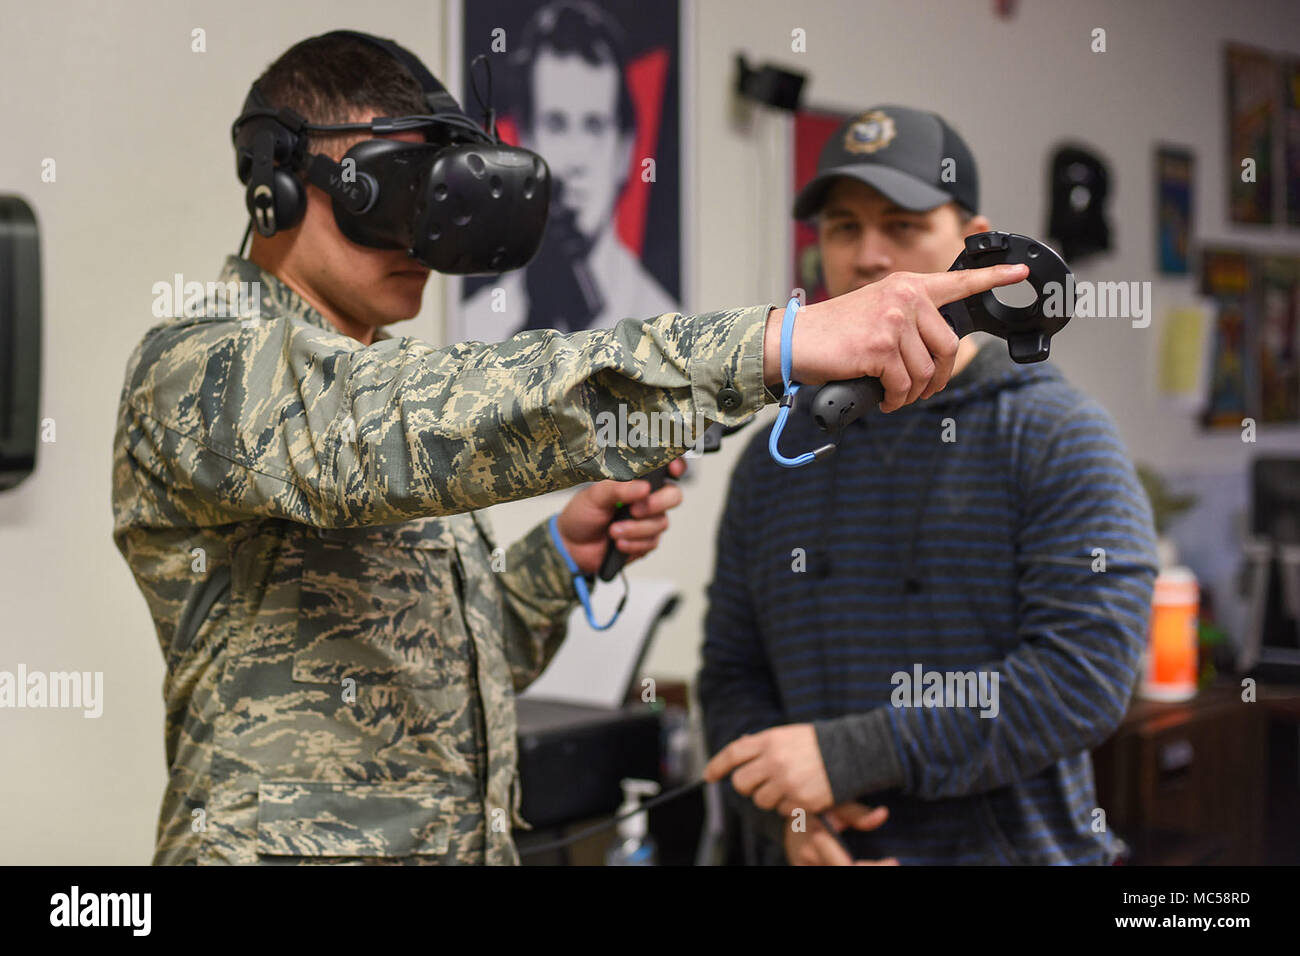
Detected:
[{"left": 217, "top": 255, "right": 392, "bottom": 342}]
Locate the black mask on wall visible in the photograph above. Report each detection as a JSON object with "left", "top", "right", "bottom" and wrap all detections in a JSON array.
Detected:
[{"left": 1048, "top": 144, "right": 1111, "bottom": 262}]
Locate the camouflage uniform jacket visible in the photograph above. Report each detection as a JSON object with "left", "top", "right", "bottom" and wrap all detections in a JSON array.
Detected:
[{"left": 111, "top": 255, "right": 773, "bottom": 864}]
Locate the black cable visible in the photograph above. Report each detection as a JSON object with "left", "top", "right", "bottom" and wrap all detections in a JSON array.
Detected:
[
  {"left": 468, "top": 54, "right": 497, "bottom": 140},
  {"left": 302, "top": 113, "right": 491, "bottom": 141},
  {"left": 238, "top": 217, "right": 253, "bottom": 257},
  {"left": 235, "top": 107, "right": 491, "bottom": 142},
  {"left": 517, "top": 778, "right": 706, "bottom": 858}
]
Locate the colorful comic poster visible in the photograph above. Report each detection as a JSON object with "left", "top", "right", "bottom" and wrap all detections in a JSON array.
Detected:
[
  {"left": 1226, "top": 45, "right": 1276, "bottom": 225},
  {"left": 1156, "top": 145, "right": 1193, "bottom": 274},
  {"left": 1259, "top": 257, "right": 1300, "bottom": 423},
  {"left": 1200, "top": 248, "right": 1258, "bottom": 427},
  {"left": 1284, "top": 59, "right": 1300, "bottom": 227}
]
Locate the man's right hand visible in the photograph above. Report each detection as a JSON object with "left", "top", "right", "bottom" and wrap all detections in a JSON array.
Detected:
[
  {"left": 762, "top": 264, "right": 1030, "bottom": 412},
  {"left": 784, "top": 802, "right": 899, "bottom": 866}
]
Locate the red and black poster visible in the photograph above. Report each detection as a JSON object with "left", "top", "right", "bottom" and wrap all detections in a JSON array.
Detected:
[
  {"left": 791, "top": 108, "right": 850, "bottom": 304},
  {"left": 451, "top": 0, "right": 683, "bottom": 342}
]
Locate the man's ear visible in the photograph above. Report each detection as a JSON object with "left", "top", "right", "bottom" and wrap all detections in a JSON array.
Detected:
[{"left": 962, "top": 213, "right": 992, "bottom": 238}]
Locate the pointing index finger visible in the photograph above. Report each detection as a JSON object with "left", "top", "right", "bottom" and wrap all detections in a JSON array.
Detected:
[{"left": 921, "top": 263, "right": 1029, "bottom": 308}]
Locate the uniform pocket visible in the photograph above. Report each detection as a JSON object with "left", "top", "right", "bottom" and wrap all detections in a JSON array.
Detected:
[
  {"left": 256, "top": 780, "right": 454, "bottom": 858},
  {"left": 293, "top": 519, "right": 460, "bottom": 691}
]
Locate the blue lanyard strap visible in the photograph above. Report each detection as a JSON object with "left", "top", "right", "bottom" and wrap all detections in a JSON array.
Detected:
[
  {"left": 768, "top": 296, "right": 837, "bottom": 468},
  {"left": 547, "top": 513, "right": 627, "bottom": 630}
]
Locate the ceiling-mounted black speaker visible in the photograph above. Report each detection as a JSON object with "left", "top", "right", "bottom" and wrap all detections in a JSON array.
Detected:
[{"left": 0, "top": 196, "right": 41, "bottom": 491}]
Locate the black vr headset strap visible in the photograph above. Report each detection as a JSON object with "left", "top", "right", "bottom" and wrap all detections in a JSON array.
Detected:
[
  {"left": 232, "top": 82, "right": 309, "bottom": 148},
  {"left": 245, "top": 127, "right": 280, "bottom": 234},
  {"left": 316, "top": 30, "right": 464, "bottom": 115}
]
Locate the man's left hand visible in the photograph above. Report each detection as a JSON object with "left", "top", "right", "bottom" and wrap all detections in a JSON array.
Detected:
[
  {"left": 555, "top": 457, "right": 687, "bottom": 575},
  {"left": 703, "top": 723, "right": 834, "bottom": 817}
]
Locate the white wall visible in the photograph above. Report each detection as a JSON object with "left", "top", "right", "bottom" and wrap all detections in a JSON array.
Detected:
[{"left": 1, "top": 0, "right": 1297, "bottom": 863}]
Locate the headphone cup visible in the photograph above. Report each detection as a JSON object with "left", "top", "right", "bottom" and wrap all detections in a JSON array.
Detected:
[{"left": 246, "top": 168, "right": 305, "bottom": 237}]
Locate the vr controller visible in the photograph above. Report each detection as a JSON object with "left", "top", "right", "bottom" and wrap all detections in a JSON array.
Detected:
[{"left": 810, "top": 231, "right": 1075, "bottom": 440}]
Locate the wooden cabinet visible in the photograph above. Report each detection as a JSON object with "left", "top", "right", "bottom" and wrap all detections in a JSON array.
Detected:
[{"left": 1091, "top": 683, "right": 1269, "bottom": 865}]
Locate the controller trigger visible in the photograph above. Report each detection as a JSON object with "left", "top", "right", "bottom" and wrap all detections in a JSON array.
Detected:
[{"left": 1008, "top": 333, "right": 1051, "bottom": 364}]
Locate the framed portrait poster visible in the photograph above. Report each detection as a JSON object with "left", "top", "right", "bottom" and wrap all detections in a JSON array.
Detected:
[{"left": 446, "top": 0, "right": 687, "bottom": 343}]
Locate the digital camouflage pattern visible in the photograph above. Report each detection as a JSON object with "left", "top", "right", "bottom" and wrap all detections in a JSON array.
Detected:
[{"left": 112, "top": 255, "right": 773, "bottom": 864}]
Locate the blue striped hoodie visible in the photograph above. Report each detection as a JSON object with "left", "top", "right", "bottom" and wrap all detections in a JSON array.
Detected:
[{"left": 699, "top": 340, "right": 1158, "bottom": 865}]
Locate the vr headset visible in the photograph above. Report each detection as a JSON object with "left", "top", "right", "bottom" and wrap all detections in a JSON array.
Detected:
[{"left": 231, "top": 30, "right": 550, "bottom": 275}]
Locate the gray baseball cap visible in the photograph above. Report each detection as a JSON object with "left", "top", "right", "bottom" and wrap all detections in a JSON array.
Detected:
[{"left": 793, "top": 105, "right": 979, "bottom": 219}]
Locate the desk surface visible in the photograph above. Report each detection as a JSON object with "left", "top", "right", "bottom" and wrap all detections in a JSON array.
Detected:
[{"left": 1117, "top": 681, "right": 1300, "bottom": 729}]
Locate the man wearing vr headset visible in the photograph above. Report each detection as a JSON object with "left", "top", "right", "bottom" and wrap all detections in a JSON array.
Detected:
[
  {"left": 111, "top": 36, "right": 1028, "bottom": 866},
  {"left": 700, "top": 107, "right": 1158, "bottom": 865}
]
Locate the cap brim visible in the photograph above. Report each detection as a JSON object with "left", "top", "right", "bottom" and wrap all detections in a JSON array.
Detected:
[{"left": 793, "top": 165, "right": 954, "bottom": 220}]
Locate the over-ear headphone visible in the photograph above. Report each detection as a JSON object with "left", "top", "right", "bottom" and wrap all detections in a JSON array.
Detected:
[
  {"left": 234, "top": 83, "right": 308, "bottom": 235},
  {"left": 232, "top": 30, "right": 467, "bottom": 239}
]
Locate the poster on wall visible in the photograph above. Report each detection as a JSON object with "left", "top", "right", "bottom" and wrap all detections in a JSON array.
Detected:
[
  {"left": 791, "top": 109, "right": 851, "bottom": 304},
  {"left": 1156, "top": 145, "right": 1193, "bottom": 274},
  {"left": 1199, "top": 248, "right": 1258, "bottom": 428},
  {"left": 1284, "top": 58, "right": 1300, "bottom": 227},
  {"left": 1259, "top": 257, "right": 1300, "bottom": 423},
  {"left": 449, "top": 0, "right": 683, "bottom": 344},
  {"left": 1225, "top": 44, "right": 1277, "bottom": 225}
]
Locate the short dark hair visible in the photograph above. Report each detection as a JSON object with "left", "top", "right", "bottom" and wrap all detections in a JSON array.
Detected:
[
  {"left": 514, "top": 1, "right": 636, "bottom": 137},
  {"left": 252, "top": 34, "right": 429, "bottom": 156}
]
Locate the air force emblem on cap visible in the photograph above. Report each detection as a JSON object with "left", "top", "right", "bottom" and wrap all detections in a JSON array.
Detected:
[{"left": 844, "top": 110, "right": 896, "bottom": 154}]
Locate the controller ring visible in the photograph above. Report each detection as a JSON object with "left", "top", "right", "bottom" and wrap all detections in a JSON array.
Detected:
[{"left": 939, "top": 231, "right": 1074, "bottom": 364}]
